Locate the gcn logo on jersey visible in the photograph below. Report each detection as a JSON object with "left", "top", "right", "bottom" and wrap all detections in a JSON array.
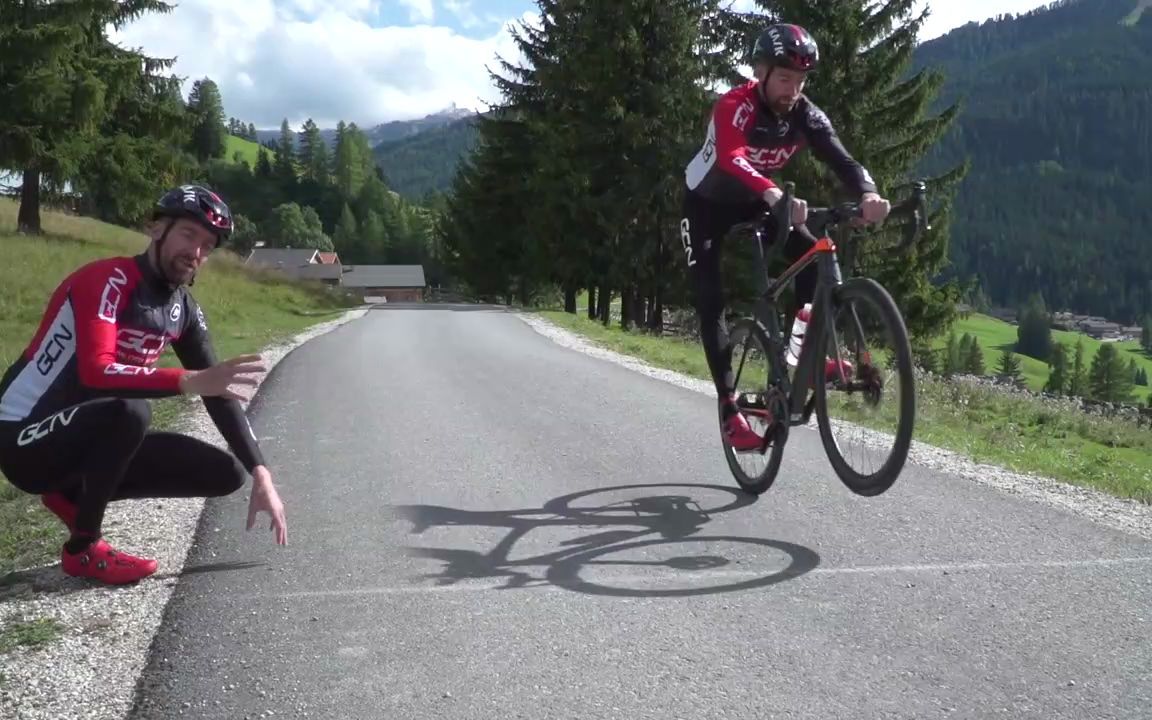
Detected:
[
  {"left": 117, "top": 328, "right": 167, "bottom": 364},
  {"left": 98, "top": 268, "right": 129, "bottom": 324},
  {"left": 747, "top": 144, "right": 800, "bottom": 171}
]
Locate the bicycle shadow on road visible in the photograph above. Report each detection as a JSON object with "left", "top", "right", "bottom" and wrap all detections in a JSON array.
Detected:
[{"left": 387, "top": 482, "right": 820, "bottom": 599}]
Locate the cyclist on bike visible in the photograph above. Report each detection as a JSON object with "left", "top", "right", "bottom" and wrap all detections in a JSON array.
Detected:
[
  {"left": 0, "top": 185, "right": 288, "bottom": 585},
  {"left": 681, "top": 23, "right": 891, "bottom": 451}
]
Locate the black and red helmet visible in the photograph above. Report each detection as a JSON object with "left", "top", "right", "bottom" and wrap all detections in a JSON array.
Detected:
[
  {"left": 750, "top": 23, "right": 820, "bottom": 72},
  {"left": 152, "top": 184, "right": 233, "bottom": 245}
]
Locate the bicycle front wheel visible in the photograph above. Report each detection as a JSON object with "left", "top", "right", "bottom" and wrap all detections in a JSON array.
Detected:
[{"left": 814, "top": 277, "right": 916, "bottom": 496}]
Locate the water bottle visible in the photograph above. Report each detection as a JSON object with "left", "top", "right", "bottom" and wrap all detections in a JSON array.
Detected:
[{"left": 786, "top": 303, "right": 812, "bottom": 367}]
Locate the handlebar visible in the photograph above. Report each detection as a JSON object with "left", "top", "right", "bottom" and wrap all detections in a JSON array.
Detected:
[{"left": 769, "top": 180, "right": 931, "bottom": 251}]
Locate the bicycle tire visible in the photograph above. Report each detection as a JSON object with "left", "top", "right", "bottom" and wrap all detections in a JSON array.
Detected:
[
  {"left": 814, "top": 278, "right": 916, "bottom": 496},
  {"left": 723, "top": 319, "right": 788, "bottom": 495}
]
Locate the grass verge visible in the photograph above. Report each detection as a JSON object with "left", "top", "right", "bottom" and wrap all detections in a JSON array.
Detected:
[
  {"left": 0, "top": 199, "right": 358, "bottom": 576},
  {"left": 538, "top": 310, "right": 1152, "bottom": 504},
  {"left": 0, "top": 615, "right": 65, "bottom": 655}
]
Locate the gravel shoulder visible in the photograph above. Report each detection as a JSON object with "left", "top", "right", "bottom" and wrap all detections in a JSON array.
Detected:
[{"left": 0, "top": 307, "right": 370, "bottom": 720}]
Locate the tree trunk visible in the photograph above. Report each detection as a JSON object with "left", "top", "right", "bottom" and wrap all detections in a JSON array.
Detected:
[
  {"left": 637, "top": 288, "right": 647, "bottom": 329},
  {"left": 620, "top": 285, "right": 634, "bottom": 331},
  {"left": 651, "top": 286, "right": 664, "bottom": 333},
  {"left": 597, "top": 284, "right": 611, "bottom": 326},
  {"left": 587, "top": 285, "right": 597, "bottom": 320},
  {"left": 563, "top": 284, "right": 577, "bottom": 314},
  {"left": 17, "top": 169, "right": 42, "bottom": 235}
]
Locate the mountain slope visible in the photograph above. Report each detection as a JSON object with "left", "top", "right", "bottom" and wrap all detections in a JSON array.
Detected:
[
  {"left": 252, "top": 106, "right": 474, "bottom": 150},
  {"left": 372, "top": 116, "right": 480, "bottom": 200},
  {"left": 913, "top": 0, "right": 1152, "bottom": 323}
]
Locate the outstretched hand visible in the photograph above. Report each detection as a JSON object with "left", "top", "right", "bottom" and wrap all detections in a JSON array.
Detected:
[
  {"left": 246, "top": 466, "right": 287, "bottom": 545},
  {"left": 180, "top": 354, "right": 267, "bottom": 402}
]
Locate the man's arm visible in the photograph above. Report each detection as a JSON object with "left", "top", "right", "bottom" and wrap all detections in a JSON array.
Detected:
[
  {"left": 803, "top": 104, "right": 879, "bottom": 197},
  {"left": 70, "top": 261, "right": 186, "bottom": 398},
  {"left": 712, "top": 90, "right": 780, "bottom": 196},
  {"left": 171, "top": 296, "right": 267, "bottom": 473}
]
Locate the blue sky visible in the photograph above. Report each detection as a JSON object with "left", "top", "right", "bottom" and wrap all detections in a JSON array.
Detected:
[
  {"left": 107, "top": 0, "right": 1052, "bottom": 130},
  {"left": 376, "top": 0, "right": 527, "bottom": 37}
]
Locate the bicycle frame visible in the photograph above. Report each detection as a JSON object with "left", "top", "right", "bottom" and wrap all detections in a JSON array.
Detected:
[
  {"left": 748, "top": 217, "right": 841, "bottom": 424},
  {"left": 742, "top": 181, "right": 928, "bottom": 425}
]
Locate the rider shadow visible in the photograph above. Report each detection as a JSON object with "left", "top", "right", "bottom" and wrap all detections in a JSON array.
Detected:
[{"left": 388, "top": 482, "right": 821, "bottom": 599}]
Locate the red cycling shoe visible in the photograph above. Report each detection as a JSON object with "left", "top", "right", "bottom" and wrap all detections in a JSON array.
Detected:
[
  {"left": 721, "top": 397, "right": 764, "bottom": 452},
  {"left": 61, "top": 539, "right": 158, "bottom": 585}
]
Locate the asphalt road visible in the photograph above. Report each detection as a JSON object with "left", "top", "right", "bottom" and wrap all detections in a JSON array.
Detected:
[{"left": 127, "top": 305, "right": 1152, "bottom": 719}]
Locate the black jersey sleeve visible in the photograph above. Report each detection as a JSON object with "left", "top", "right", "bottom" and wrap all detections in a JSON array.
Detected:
[
  {"left": 170, "top": 293, "right": 266, "bottom": 473},
  {"left": 801, "top": 101, "right": 879, "bottom": 197}
]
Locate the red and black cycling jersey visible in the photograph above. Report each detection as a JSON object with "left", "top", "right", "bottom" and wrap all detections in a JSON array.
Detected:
[
  {"left": 685, "top": 79, "right": 878, "bottom": 203},
  {"left": 0, "top": 252, "right": 265, "bottom": 472}
]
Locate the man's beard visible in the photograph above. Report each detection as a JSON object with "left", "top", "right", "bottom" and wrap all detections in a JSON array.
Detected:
[{"left": 165, "top": 255, "right": 196, "bottom": 284}]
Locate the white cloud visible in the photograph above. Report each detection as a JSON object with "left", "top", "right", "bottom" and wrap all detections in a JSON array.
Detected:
[
  {"left": 399, "top": 0, "right": 435, "bottom": 24},
  {"left": 442, "top": 0, "right": 481, "bottom": 29},
  {"left": 107, "top": 1, "right": 534, "bottom": 130}
]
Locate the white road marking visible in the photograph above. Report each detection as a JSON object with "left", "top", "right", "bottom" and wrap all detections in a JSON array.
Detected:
[{"left": 241, "top": 555, "right": 1152, "bottom": 600}]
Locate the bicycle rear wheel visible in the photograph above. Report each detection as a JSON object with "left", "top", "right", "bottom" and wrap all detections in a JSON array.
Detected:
[
  {"left": 814, "top": 277, "right": 915, "bottom": 496},
  {"left": 723, "top": 319, "right": 789, "bottom": 495}
]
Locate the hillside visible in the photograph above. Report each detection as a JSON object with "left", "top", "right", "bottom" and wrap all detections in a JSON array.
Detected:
[
  {"left": 225, "top": 134, "right": 263, "bottom": 166},
  {"left": 912, "top": 0, "right": 1152, "bottom": 325},
  {"left": 373, "top": 116, "right": 480, "bottom": 200}
]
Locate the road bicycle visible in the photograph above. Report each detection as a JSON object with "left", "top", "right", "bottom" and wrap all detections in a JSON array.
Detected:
[{"left": 722, "top": 180, "right": 930, "bottom": 497}]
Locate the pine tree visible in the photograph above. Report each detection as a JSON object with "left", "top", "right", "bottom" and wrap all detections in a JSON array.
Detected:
[
  {"left": 996, "top": 348, "right": 1022, "bottom": 383},
  {"left": 726, "top": 0, "right": 966, "bottom": 342},
  {"left": 332, "top": 203, "right": 359, "bottom": 256},
  {"left": 439, "top": 113, "right": 541, "bottom": 304},
  {"left": 0, "top": 0, "right": 174, "bottom": 234},
  {"left": 965, "top": 337, "right": 985, "bottom": 375},
  {"left": 1016, "top": 292, "right": 1052, "bottom": 361},
  {"left": 71, "top": 26, "right": 191, "bottom": 226},
  {"left": 480, "top": 0, "right": 727, "bottom": 323},
  {"left": 1088, "top": 344, "right": 1135, "bottom": 403},
  {"left": 274, "top": 118, "right": 297, "bottom": 189},
  {"left": 186, "top": 78, "right": 227, "bottom": 161},
  {"left": 333, "top": 122, "right": 376, "bottom": 199},
  {"left": 1044, "top": 341, "right": 1069, "bottom": 394},
  {"left": 1068, "top": 339, "right": 1088, "bottom": 397},
  {"left": 943, "top": 329, "right": 960, "bottom": 376},
  {"left": 255, "top": 146, "right": 273, "bottom": 178},
  {"left": 297, "top": 118, "right": 330, "bottom": 184}
]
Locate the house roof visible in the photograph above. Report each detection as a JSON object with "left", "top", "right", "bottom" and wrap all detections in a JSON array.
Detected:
[
  {"left": 340, "top": 265, "right": 426, "bottom": 288},
  {"left": 295, "top": 263, "right": 344, "bottom": 281},
  {"left": 246, "top": 248, "right": 320, "bottom": 268}
]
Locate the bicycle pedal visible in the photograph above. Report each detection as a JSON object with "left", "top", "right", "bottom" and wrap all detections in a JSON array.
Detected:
[{"left": 736, "top": 392, "right": 767, "bottom": 410}]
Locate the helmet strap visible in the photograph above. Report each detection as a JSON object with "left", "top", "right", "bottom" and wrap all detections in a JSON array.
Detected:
[{"left": 150, "top": 218, "right": 185, "bottom": 289}]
